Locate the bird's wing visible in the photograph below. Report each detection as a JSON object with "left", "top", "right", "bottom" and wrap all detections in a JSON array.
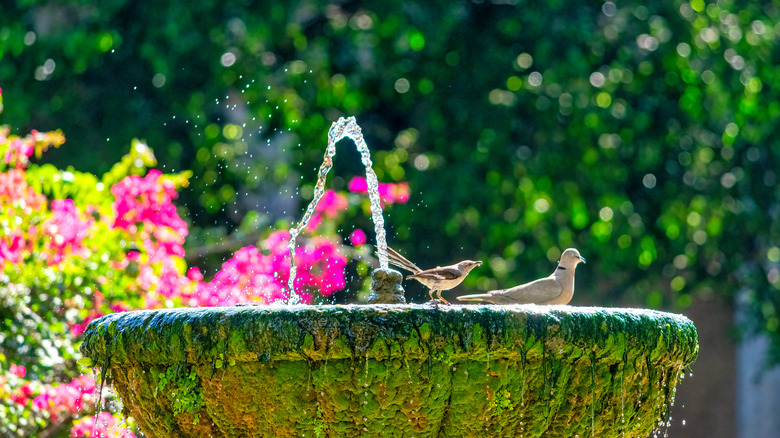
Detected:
[
  {"left": 379, "top": 246, "right": 422, "bottom": 273},
  {"left": 495, "top": 277, "right": 563, "bottom": 304},
  {"left": 409, "top": 265, "right": 462, "bottom": 281}
]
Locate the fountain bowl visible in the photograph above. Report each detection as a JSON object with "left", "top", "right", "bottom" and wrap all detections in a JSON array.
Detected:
[{"left": 80, "top": 304, "right": 697, "bottom": 437}]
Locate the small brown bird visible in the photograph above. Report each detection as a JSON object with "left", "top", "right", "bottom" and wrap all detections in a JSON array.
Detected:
[
  {"left": 457, "top": 248, "right": 586, "bottom": 305},
  {"left": 378, "top": 246, "right": 482, "bottom": 306}
]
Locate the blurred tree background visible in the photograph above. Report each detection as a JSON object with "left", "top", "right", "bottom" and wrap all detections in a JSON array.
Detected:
[{"left": 2, "top": 0, "right": 779, "bottom": 358}]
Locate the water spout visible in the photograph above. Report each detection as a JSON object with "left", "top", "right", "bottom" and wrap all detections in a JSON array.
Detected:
[{"left": 287, "top": 117, "right": 389, "bottom": 303}]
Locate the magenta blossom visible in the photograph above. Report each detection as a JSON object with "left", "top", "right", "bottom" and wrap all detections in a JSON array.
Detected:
[
  {"left": 349, "top": 229, "right": 367, "bottom": 247},
  {"left": 33, "top": 375, "right": 96, "bottom": 423},
  {"left": 43, "top": 199, "right": 92, "bottom": 265},
  {"left": 347, "top": 176, "right": 410, "bottom": 205},
  {"left": 192, "top": 246, "right": 285, "bottom": 306},
  {"left": 70, "top": 412, "right": 136, "bottom": 438},
  {"left": 111, "top": 170, "right": 188, "bottom": 237},
  {"left": 316, "top": 190, "right": 348, "bottom": 218},
  {"left": 292, "top": 237, "right": 347, "bottom": 296}
]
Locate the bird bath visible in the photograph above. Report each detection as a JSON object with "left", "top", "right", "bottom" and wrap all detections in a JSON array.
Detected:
[
  {"left": 79, "top": 118, "right": 698, "bottom": 437},
  {"left": 80, "top": 305, "right": 696, "bottom": 437}
]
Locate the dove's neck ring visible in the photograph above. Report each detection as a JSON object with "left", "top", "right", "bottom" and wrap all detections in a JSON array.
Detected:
[{"left": 556, "top": 264, "right": 567, "bottom": 271}]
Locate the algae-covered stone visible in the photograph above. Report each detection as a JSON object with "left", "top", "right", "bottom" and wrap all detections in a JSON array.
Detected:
[
  {"left": 366, "top": 268, "right": 406, "bottom": 304},
  {"left": 80, "top": 304, "right": 698, "bottom": 438}
]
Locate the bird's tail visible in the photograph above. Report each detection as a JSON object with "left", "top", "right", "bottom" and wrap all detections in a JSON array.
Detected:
[
  {"left": 456, "top": 293, "right": 492, "bottom": 302},
  {"left": 377, "top": 246, "right": 422, "bottom": 274}
]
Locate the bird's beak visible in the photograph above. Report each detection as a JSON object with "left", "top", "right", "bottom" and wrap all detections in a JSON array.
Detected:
[
  {"left": 474, "top": 261, "right": 483, "bottom": 266},
  {"left": 579, "top": 256, "right": 586, "bottom": 263}
]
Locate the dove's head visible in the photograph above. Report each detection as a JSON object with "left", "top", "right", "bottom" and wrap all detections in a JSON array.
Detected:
[
  {"left": 457, "top": 260, "right": 482, "bottom": 274},
  {"left": 559, "top": 248, "right": 586, "bottom": 269}
]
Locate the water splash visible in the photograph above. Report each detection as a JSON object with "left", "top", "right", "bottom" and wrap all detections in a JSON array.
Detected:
[{"left": 287, "top": 116, "right": 389, "bottom": 303}]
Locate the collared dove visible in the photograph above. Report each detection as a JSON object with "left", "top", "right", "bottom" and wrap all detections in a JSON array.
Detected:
[
  {"left": 378, "top": 246, "right": 482, "bottom": 305},
  {"left": 457, "top": 248, "right": 585, "bottom": 305}
]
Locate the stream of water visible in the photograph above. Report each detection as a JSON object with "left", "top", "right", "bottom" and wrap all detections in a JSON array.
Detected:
[{"left": 286, "top": 117, "right": 389, "bottom": 303}]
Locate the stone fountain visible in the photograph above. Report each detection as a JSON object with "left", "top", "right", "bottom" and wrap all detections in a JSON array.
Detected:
[{"left": 80, "top": 118, "right": 698, "bottom": 437}]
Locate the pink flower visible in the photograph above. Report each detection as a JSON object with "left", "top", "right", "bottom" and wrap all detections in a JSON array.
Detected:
[
  {"left": 392, "top": 182, "right": 410, "bottom": 203},
  {"left": 33, "top": 375, "right": 97, "bottom": 422},
  {"left": 305, "top": 213, "right": 323, "bottom": 232},
  {"left": 315, "top": 190, "right": 348, "bottom": 218},
  {"left": 0, "top": 169, "right": 46, "bottom": 208},
  {"left": 70, "top": 312, "right": 102, "bottom": 338},
  {"left": 10, "top": 364, "right": 26, "bottom": 378},
  {"left": 348, "top": 176, "right": 410, "bottom": 205},
  {"left": 186, "top": 267, "right": 203, "bottom": 281},
  {"left": 156, "top": 258, "right": 190, "bottom": 300},
  {"left": 349, "top": 229, "right": 367, "bottom": 247},
  {"left": 348, "top": 177, "right": 368, "bottom": 193},
  {"left": 292, "top": 238, "right": 347, "bottom": 296},
  {"left": 110, "top": 302, "right": 132, "bottom": 313},
  {"left": 1, "top": 129, "right": 65, "bottom": 168},
  {"left": 265, "top": 230, "right": 291, "bottom": 255},
  {"left": 71, "top": 412, "right": 136, "bottom": 438},
  {"left": 3, "top": 138, "right": 33, "bottom": 167},
  {"left": 111, "top": 170, "right": 188, "bottom": 240},
  {"left": 192, "top": 231, "right": 348, "bottom": 305},
  {"left": 43, "top": 199, "right": 92, "bottom": 265},
  {"left": 11, "top": 382, "right": 35, "bottom": 405},
  {"left": 0, "top": 233, "right": 24, "bottom": 265},
  {"left": 192, "top": 246, "right": 286, "bottom": 306}
]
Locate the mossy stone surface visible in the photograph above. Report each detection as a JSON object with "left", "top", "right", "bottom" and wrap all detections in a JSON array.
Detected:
[
  {"left": 366, "top": 268, "right": 406, "bottom": 304},
  {"left": 81, "top": 304, "right": 698, "bottom": 437}
]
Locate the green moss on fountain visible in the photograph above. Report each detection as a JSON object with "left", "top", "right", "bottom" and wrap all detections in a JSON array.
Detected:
[{"left": 80, "top": 305, "right": 697, "bottom": 438}]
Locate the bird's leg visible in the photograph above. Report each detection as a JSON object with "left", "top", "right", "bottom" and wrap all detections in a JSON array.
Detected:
[
  {"left": 436, "top": 290, "right": 451, "bottom": 306},
  {"left": 428, "top": 289, "right": 440, "bottom": 308}
]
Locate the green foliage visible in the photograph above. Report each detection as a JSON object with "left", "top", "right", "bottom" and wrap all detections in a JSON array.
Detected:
[
  {"left": 488, "top": 389, "right": 514, "bottom": 416},
  {"left": 155, "top": 366, "right": 205, "bottom": 425},
  {"left": 313, "top": 405, "right": 328, "bottom": 438},
  {"left": 2, "top": 0, "right": 780, "bottom": 357},
  {"left": 100, "top": 139, "right": 159, "bottom": 189},
  {"left": 213, "top": 353, "right": 235, "bottom": 369},
  {"left": 0, "top": 283, "right": 79, "bottom": 379}
]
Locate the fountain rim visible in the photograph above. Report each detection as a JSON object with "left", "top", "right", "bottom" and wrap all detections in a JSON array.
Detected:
[
  {"left": 81, "top": 302, "right": 694, "bottom": 319},
  {"left": 80, "top": 304, "right": 698, "bottom": 368}
]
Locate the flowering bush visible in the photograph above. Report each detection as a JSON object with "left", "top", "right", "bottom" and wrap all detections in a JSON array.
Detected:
[{"left": 0, "top": 115, "right": 408, "bottom": 437}]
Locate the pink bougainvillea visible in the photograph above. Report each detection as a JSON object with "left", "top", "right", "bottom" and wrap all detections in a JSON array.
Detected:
[
  {"left": 0, "top": 126, "right": 65, "bottom": 169},
  {"left": 0, "top": 232, "right": 24, "bottom": 266},
  {"left": 1, "top": 119, "right": 409, "bottom": 437},
  {"left": 70, "top": 412, "right": 137, "bottom": 438},
  {"left": 191, "top": 245, "right": 284, "bottom": 306},
  {"left": 0, "top": 168, "right": 46, "bottom": 209},
  {"left": 347, "top": 176, "right": 410, "bottom": 205},
  {"left": 33, "top": 375, "right": 96, "bottom": 423},
  {"left": 43, "top": 199, "right": 93, "bottom": 265},
  {"left": 349, "top": 229, "right": 367, "bottom": 247},
  {"left": 292, "top": 237, "right": 348, "bottom": 296},
  {"left": 191, "top": 233, "right": 347, "bottom": 305},
  {"left": 111, "top": 169, "right": 188, "bottom": 237},
  {"left": 306, "top": 189, "right": 349, "bottom": 232},
  {"left": 316, "top": 190, "right": 348, "bottom": 218}
]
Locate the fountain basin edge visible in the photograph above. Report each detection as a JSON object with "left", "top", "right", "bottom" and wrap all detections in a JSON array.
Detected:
[{"left": 80, "top": 304, "right": 698, "bottom": 437}]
